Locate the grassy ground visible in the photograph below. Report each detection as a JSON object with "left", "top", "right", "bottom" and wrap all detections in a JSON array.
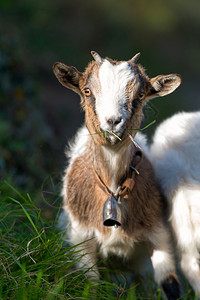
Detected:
[{"left": 0, "top": 181, "right": 196, "bottom": 300}]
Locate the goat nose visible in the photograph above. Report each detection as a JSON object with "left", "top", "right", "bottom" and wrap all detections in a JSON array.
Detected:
[{"left": 106, "top": 117, "right": 122, "bottom": 126}]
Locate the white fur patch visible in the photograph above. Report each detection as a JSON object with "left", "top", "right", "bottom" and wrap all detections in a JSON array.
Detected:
[
  {"left": 66, "top": 125, "right": 89, "bottom": 166},
  {"left": 147, "top": 226, "right": 176, "bottom": 285},
  {"left": 150, "top": 111, "right": 200, "bottom": 197},
  {"left": 151, "top": 249, "right": 175, "bottom": 284},
  {"left": 96, "top": 227, "right": 135, "bottom": 258},
  {"left": 101, "top": 144, "right": 131, "bottom": 192},
  {"left": 150, "top": 111, "right": 200, "bottom": 295},
  {"left": 180, "top": 252, "right": 200, "bottom": 295},
  {"left": 170, "top": 187, "right": 197, "bottom": 249},
  {"left": 96, "top": 60, "right": 134, "bottom": 132}
]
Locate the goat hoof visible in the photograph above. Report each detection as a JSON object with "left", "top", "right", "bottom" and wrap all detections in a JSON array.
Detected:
[{"left": 161, "top": 275, "right": 180, "bottom": 300}]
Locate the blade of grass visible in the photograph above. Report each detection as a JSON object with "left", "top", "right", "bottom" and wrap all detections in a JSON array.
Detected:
[
  {"left": 4, "top": 181, "right": 37, "bottom": 209},
  {"left": 46, "top": 279, "right": 64, "bottom": 300},
  {"left": 104, "top": 130, "right": 107, "bottom": 142},
  {"left": 34, "top": 270, "right": 43, "bottom": 299},
  {"left": 128, "top": 119, "right": 156, "bottom": 131},
  {"left": 89, "top": 120, "right": 155, "bottom": 143},
  {"left": 89, "top": 130, "right": 108, "bottom": 143},
  {"left": 1, "top": 248, "right": 32, "bottom": 280},
  {"left": 8, "top": 197, "right": 45, "bottom": 245},
  {"left": 109, "top": 131, "right": 122, "bottom": 141},
  {"left": 90, "top": 130, "right": 122, "bottom": 142}
]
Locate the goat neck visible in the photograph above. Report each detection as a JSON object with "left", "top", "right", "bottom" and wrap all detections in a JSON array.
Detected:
[{"left": 87, "top": 135, "right": 137, "bottom": 193}]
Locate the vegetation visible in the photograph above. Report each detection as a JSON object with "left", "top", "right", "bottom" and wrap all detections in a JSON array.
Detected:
[
  {"left": 0, "top": 181, "right": 161, "bottom": 299},
  {"left": 0, "top": 181, "right": 197, "bottom": 299},
  {"left": 0, "top": 0, "right": 200, "bottom": 298}
]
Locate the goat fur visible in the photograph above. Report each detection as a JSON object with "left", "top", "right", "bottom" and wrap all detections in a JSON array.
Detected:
[
  {"left": 53, "top": 52, "right": 182, "bottom": 299},
  {"left": 150, "top": 111, "right": 200, "bottom": 297}
]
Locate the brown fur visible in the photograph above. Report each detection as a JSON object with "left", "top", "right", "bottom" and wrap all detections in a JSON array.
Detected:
[{"left": 65, "top": 145, "right": 163, "bottom": 238}]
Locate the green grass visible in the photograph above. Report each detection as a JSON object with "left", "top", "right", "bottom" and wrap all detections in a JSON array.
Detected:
[{"left": 0, "top": 181, "right": 196, "bottom": 299}]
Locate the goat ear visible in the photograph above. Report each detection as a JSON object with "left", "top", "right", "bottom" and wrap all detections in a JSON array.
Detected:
[
  {"left": 53, "top": 62, "right": 82, "bottom": 94},
  {"left": 148, "top": 74, "right": 181, "bottom": 99}
]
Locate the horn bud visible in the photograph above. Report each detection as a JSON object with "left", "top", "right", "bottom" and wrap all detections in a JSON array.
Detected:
[
  {"left": 103, "top": 196, "right": 121, "bottom": 228},
  {"left": 130, "top": 52, "right": 141, "bottom": 64},
  {"left": 91, "top": 51, "right": 103, "bottom": 63}
]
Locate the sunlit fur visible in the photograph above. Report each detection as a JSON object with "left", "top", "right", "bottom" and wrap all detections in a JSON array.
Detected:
[{"left": 150, "top": 111, "right": 200, "bottom": 297}]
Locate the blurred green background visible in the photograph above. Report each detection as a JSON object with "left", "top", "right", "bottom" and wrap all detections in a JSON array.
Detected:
[{"left": 1, "top": 0, "right": 200, "bottom": 219}]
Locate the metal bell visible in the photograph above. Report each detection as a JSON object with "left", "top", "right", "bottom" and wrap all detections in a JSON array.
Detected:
[{"left": 103, "top": 196, "right": 121, "bottom": 227}]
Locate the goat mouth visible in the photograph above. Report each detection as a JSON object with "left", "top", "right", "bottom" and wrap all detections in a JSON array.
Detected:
[{"left": 102, "top": 129, "right": 126, "bottom": 144}]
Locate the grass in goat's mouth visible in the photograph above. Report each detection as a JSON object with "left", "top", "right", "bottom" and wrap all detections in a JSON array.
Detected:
[
  {"left": 89, "top": 120, "right": 156, "bottom": 142},
  {"left": 89, "top": 130, "right": 122, "bottom": 142}
]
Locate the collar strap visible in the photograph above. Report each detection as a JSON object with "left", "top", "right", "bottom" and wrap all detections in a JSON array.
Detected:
[
  {"left": 93, "top": 147, "right": 143, "bottom": 199},
  {"left": 119, "top": 150, "right": 142, "bottom": 198}
]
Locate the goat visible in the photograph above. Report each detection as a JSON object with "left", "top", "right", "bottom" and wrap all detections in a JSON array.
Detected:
[
  {"left": 53, "top": 51, "right": 181, "bottom": 299},
  {"left": 150, "top": 111, "right": 200, "bottom": 298}
]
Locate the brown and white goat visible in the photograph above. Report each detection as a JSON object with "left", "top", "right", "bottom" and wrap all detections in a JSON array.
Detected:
[{"left": 53, "top": 51, "right": 181, "bottom": 299}]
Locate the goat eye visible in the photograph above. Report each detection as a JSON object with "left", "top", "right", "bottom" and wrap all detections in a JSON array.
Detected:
[
  {"left": 83, "top": 88, "right": 92, "bottom": 97},
  {"left": 138, "top": 93, "right": 145, "bottom": 100}
]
